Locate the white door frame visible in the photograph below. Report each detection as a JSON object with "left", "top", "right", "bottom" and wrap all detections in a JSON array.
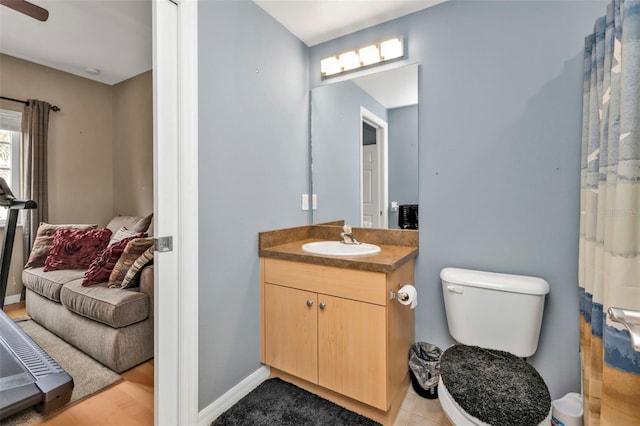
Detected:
[
  {"left": 359, "top": 106, "right": 388, "bottom": 229},
  {"left": 153, "top": 1, "right": 199, "bottom": 425}
]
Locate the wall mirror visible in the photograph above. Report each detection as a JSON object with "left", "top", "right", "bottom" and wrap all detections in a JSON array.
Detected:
[{"left": 310, "top": 63, "right": 419, "bottom": 229}]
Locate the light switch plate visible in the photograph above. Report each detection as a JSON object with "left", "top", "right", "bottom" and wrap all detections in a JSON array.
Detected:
[
  {"left": 312, "top": 194, "right": 317, "bottom": 210},
  {"left": 302, "top": 194, "right": 309, "bottom": 211}
]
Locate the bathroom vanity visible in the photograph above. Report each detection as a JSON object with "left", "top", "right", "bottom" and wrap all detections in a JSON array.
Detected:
[{"left": 259, "top": 224, "right": 418, "bottom": 425}]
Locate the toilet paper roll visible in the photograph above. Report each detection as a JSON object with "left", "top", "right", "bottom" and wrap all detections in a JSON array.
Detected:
[{"left": 397, "top": 285, "right": 418, "bottom": 309}]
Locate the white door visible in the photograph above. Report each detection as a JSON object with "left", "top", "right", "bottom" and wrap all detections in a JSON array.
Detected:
[
  {"left": 360, "top": 107, "right": 388, "bottom": 229},
  {"left": 362, "top": 143, "right": 379, "bottom": 228},
  {"left": 153, "top": 1, "right": 198, "bottom": 425}
]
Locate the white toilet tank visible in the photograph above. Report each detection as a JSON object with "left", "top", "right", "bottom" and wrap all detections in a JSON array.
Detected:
[{"left": 441, "top": 267, "right": 550, "bottom": 358}]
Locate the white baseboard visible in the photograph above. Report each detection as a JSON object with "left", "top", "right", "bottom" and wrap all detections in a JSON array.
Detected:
[
  {"left": 198, "top": 365, "right": 270, "bottom": 426},
  {"left": 4, "top": 294, "right": 22, "bottom": 306}
]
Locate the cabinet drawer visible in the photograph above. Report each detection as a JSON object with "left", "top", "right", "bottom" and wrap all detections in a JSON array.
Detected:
[{"left": 264, "top": 258, "right": 387, "bottom": 305}]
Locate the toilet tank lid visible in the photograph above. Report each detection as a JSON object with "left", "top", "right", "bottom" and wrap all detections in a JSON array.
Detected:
[{"left": 440, "top": 267, "right": 550, "bottom": 295}]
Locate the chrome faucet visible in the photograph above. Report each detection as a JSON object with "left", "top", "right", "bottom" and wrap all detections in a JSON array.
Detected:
[{"left": 340, "top": 225, "right": 361, "bottom": 245}]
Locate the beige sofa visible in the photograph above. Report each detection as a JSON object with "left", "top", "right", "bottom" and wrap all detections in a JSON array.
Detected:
[{"left": 22, "top": 215, "right": 154, "bottom": 373}]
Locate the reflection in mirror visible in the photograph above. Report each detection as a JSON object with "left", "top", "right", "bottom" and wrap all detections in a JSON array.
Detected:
[{"left": 310, "top": 64, "right": 419, "bottom": 229}]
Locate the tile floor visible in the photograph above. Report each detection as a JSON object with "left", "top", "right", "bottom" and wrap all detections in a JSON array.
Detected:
[{"left": 394, "top": 385, "right": 454, "bottom": 426}]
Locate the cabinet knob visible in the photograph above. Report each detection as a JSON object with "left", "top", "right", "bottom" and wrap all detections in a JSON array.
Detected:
[
  {"left": 306, "top": 300, "right": 314, "bottom": 307},
  {"left": 319, "top": 302, "right": 326, "bottom": 310}
]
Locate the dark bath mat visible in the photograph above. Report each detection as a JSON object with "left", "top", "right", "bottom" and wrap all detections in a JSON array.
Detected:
[
  {"left": 211, "top": 378, "right": 381, "bottom": 426},
  {"left": 440, "top": 344, "right": 551, "bottom": 426}
]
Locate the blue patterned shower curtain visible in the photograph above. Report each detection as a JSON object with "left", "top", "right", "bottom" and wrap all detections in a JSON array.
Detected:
[{"left": 579, "top": 0, "right": 640, "bottom": 424}]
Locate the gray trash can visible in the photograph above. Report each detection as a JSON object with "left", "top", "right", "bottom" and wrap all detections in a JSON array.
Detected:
[{"left": 409, "top": 342, "right": 442, "bottom": 399}]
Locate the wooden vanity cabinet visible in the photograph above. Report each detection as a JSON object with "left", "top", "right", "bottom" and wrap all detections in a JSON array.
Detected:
[{"left": 261, "top": 257, "right": 415, "bottom": 419}]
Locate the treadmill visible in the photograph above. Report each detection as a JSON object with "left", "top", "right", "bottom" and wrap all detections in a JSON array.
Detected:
[
  {"left": 0, "top": 311, "right": 74, "bottom": 419},
  {"left": 0, "top": 177, "right": 36, "bottom": 310},
  {"left": 0, "top": 178, "right": 74, "bottom": 419}
]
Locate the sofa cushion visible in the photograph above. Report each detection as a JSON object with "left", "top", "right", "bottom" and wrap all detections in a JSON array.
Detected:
[
  {"left": 43, "top": 228, "right": 112, "bottom": 272},
  {"left": 60, "top": 280, "right": 149, "bottom": 328},
  {"left": 139, "top": 265, "right": 154, "bottom": 319},
  {"left": 109, "top": 227, "right": 145, "bottom": 245},
  {"left": 106, "top": 214, "right": 153, "bottom": 235},
  {"left": 24, "top": 223, "right": 97, "bottom": 268},
  {"left": 22, "top": 267, "right": 85, "bottom": 302}
]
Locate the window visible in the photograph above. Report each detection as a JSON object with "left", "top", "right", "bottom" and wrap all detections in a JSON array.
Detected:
[{"left": 0, "top": 108, "right": 22, "bottom": 224}]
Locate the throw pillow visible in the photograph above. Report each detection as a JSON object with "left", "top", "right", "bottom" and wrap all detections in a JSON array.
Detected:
[
  {"left": 82, "top": 234, "right": 145, "bottom": 286},
  {"left": 108, "top": 237, "right": 155, "bottom": 288},
  {"left": 43, "top": 228, "right": 112, "bottom": 272},
  {"left": 106, "top": 213, "right": 153, "bottom": 235},
  {"left": 120, "top": 245, "right": 154, "bottom": 289},
  {"left": 109, "top": 226, "right": 146, "bottom": 245},
  {"left": 24, "top": 223, "right": 97, "bottom": 268}
]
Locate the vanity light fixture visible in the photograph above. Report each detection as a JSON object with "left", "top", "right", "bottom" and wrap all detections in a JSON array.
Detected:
[
  {"left": 339, "top": 51, "right": 361, "bottom": 71},
  {"left": 380, "top": 38, "right": 403, "bottom": 60},
  {"left": 358, "top": 44, "right": 381, "bottom": 66},
  {"left": 320, "top": 56, "right": 342, "bottom": 76},
  {"left": 320, "top": 36, "right": 404, "bottom": 78}
]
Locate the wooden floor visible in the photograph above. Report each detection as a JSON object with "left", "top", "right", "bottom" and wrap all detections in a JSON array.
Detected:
[{"left": 4, "top": 303, "right": 154, "bottom": 425}]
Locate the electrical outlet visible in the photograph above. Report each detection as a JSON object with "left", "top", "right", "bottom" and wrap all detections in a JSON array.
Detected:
[
  {"left": 302, "top": 194, "right": 309, "bottom": 211},
  {"left": 312, "top": 194, "right": 317, "bottom": 210}
]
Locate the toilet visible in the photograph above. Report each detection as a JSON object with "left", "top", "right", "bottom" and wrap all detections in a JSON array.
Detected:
[{"left": 438, "top": 267, "right": 552, "bottom": 426}]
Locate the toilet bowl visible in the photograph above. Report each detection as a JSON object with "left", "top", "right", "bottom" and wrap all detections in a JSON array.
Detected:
[{"left": 438, "top": 268, "right": 552, "bottom": 426}]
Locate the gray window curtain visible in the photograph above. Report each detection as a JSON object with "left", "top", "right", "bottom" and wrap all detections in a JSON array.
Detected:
[{"left": 21, "top": 99, "right": 50, "bottom": 263}]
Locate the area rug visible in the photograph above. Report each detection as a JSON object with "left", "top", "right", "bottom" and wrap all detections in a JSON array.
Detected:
[
  {"left": 211, "top": 378, "right": 381, "bottom": 426},
  {"left": 2, "top": 318, "right": 122, "bottom": 425}
]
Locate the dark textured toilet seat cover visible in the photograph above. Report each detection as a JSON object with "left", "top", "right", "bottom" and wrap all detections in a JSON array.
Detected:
[{"left": 440, "top": 344, "right": 551, "bottom": 426}]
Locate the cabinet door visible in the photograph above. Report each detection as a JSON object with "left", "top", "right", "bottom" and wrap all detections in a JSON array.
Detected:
[
  {"left": 317, "top": 294, "right": 387, "bottom": 410},
  {"left": 264, "top": 284, "right": 318, "bottom": 384}
]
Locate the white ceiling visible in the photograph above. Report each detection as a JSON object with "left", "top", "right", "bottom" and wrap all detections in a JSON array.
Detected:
[
  {"left": 0, "top": 0, "right": 152, "bottom": 86},
  {"left": 0, "top": 0, "right": 440, "bottom": 93}
]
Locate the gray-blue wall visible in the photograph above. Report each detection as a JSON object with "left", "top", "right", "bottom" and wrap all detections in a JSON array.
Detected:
[
  {"left": 197, "top": 0, "right": 608, "bottom": 411},
  {"left": 311, "top": 80, "right": 387, "bottom": 225},
  {"left": 388, "top": 105, "right": 419, "bottom": 229},
  {"left": 309, "top": 1, "right": 606, "bottom": 399},
  {"left": 198, "top": 0, "right": 309, "bottom": 409}
]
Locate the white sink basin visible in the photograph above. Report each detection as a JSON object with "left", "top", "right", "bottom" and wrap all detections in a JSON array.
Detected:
[{"left": 301, "top": 241, "right": 381, "bottom": 256}]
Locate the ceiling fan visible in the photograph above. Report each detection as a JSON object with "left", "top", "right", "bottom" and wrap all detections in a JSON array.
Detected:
[{"left": 0, "top": 0, "right": 48, "bottom": 22}]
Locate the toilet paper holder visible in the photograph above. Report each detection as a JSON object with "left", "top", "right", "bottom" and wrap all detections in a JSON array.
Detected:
[{"left": 389, "top": 284, "right": 411, "bottom": 302}]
